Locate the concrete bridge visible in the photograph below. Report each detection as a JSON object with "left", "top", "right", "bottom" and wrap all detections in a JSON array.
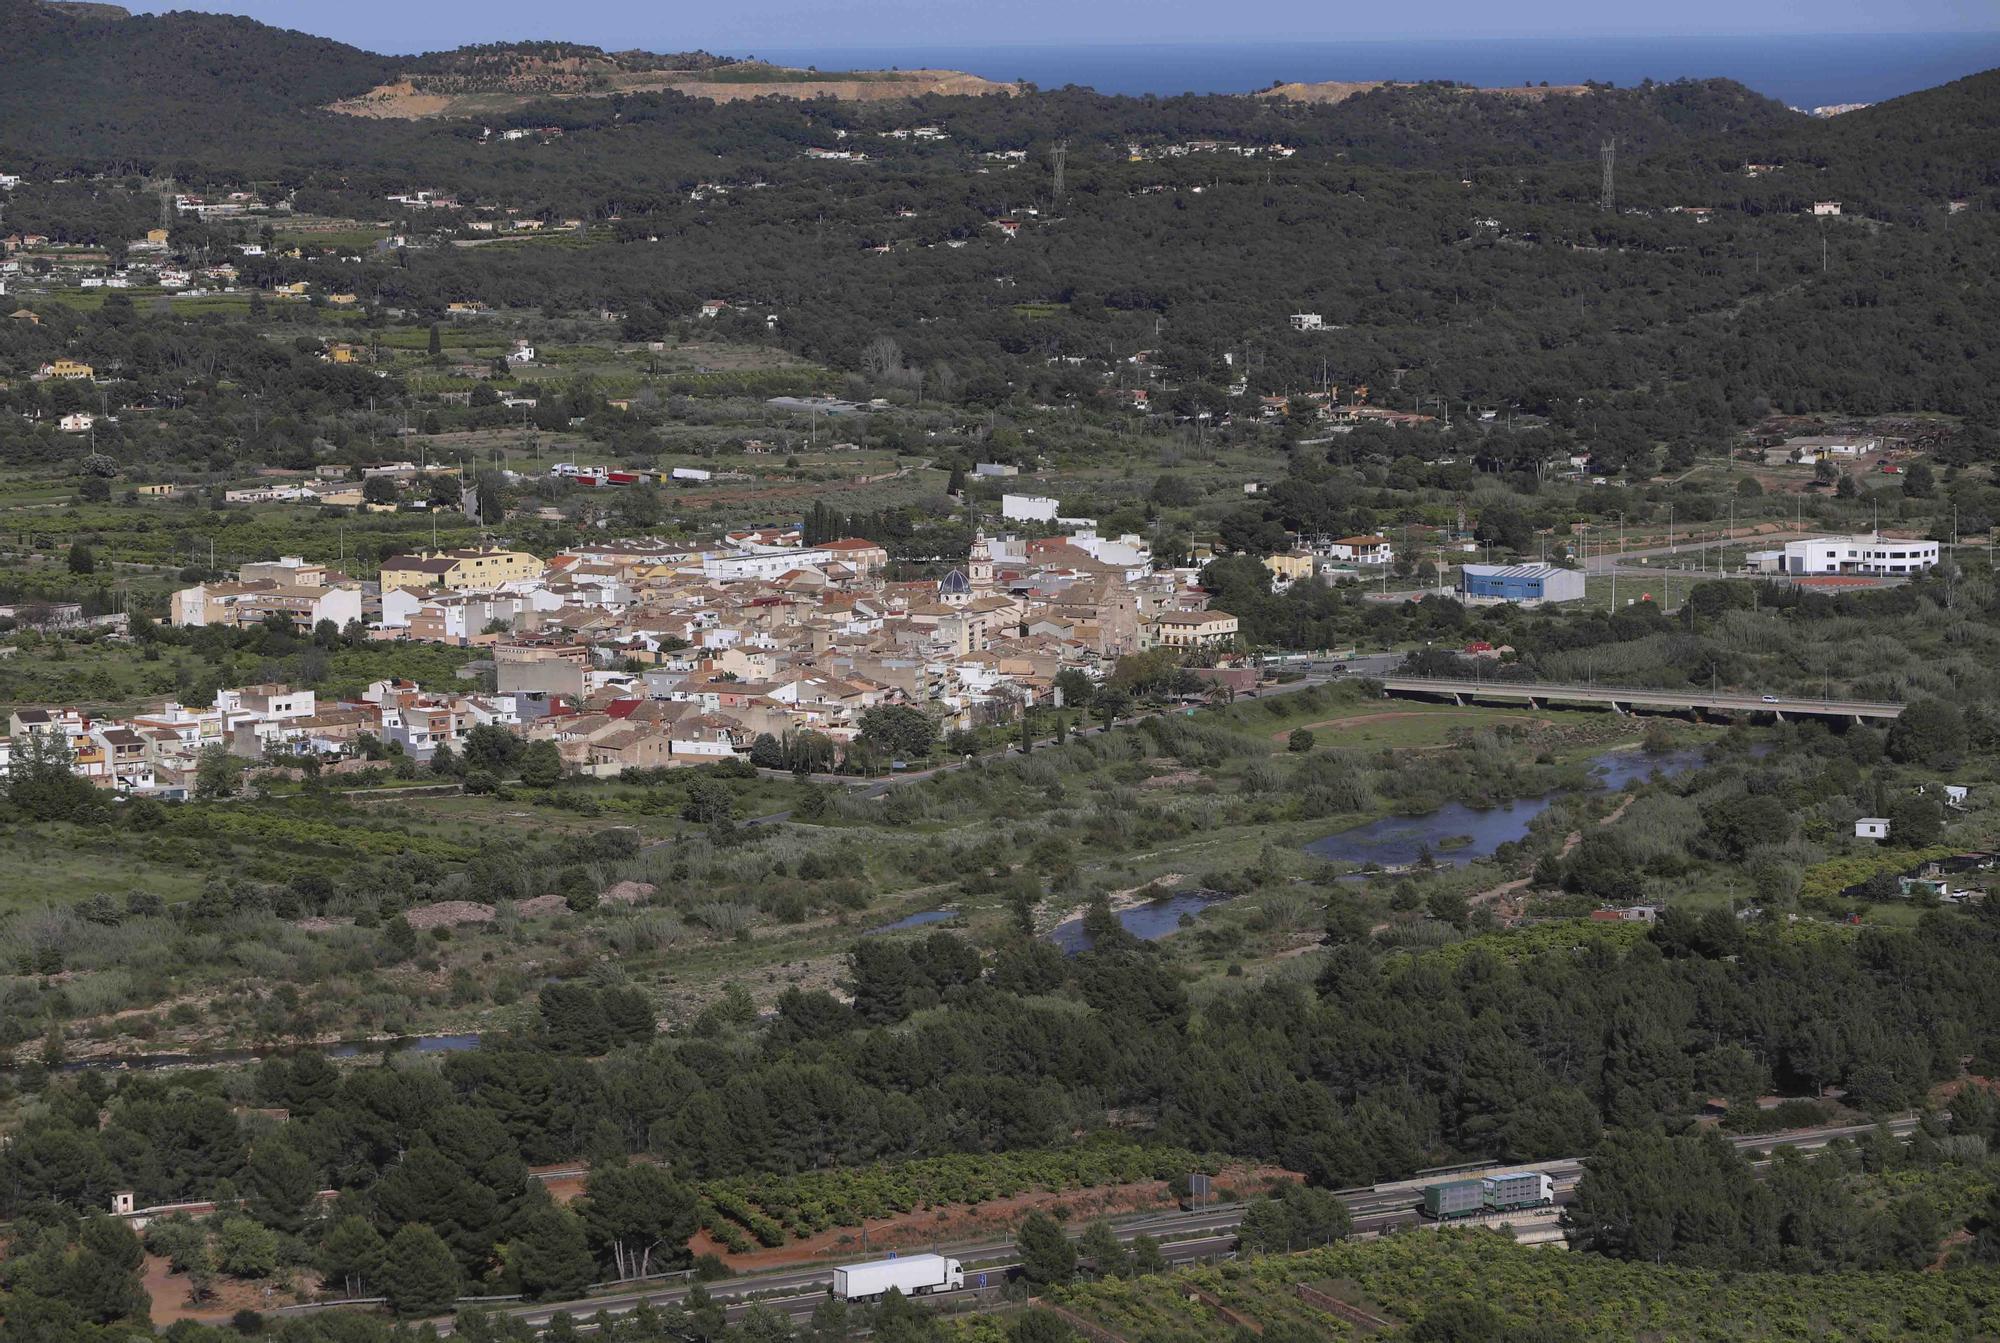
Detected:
[{"left": 1378, "top": 676, "right": 1904, "bottom": 723}]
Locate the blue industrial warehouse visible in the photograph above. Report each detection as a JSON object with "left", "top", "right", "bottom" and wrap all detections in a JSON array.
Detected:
[{"left": 1457, "top": 562, "right": 1588, "bottom": 604}]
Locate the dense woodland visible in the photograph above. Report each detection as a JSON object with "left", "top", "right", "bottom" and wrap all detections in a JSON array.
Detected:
[
  {"left": 4, "top": 0, "right": 1999, "bottom": 435},
  {"left": 7, "top": 901, "right": 2000, "bottom": 1334}
]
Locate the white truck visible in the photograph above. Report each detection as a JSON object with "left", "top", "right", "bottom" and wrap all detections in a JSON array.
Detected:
[{"left": 830, "top": 1253, "right": 964, "bottom": 1301}]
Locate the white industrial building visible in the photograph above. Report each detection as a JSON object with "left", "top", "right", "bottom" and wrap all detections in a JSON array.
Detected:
[
  {"left": 1002, "top": 493, "right": 1062, "bottom": 523},
  {"left": 1746, "top": 533, "right": 1940, "bottom": 577}
]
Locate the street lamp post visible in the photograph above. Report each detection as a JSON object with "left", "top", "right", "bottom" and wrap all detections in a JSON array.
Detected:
[{"left": 1613, "top": 512, "right": 1624, "bottom": 609}]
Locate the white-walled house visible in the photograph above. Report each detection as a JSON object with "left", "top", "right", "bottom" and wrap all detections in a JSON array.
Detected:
[
  {"left": 1067, "top": 529, "right": 1153, "bottom": 570},
  {"left": 379, "top": 585, "right": 429, "bottom": 629},
  {"left": 1325, "top": 535, "right": 1394, "bottom": 565},
  {"left": 1856, "top": 817, "right": 1890, "bottom": 841},
  {"left": 216, "top": 685, "right": 316, "bottom": 722}
]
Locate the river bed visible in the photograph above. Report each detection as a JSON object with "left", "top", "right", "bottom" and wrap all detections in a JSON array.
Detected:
[{"left": 1305, "top": 747, "right": 1705, "bottom": 871}]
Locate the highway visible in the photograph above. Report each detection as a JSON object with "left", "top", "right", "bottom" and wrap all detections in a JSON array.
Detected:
[
  {"left": 1379, "top": 675, "right": 1903, "bottom": 722},
  {"left": 458, "top": 1116, "right": 1921, "bottom": 1334}
]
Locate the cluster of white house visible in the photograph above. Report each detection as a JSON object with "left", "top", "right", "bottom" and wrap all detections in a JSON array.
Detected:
[
  {"left": 28, "top": 525, "right": 1251, "bottom": 786},
  {"left": 3, "top": 680, "right": 532, "bottom": 797}
]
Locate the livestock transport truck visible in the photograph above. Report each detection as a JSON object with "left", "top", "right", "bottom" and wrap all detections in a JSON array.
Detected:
[
  {"left": 1420, "top": 1171, "right": 1556, "bottom": 1220},
  {"left": 831, "top": 1253, "right": 965, "bottom": 1301}
]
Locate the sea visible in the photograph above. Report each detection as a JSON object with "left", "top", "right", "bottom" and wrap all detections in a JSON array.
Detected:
[{"left": 751, "top": 32, "right": 2000, "bottom": 110}]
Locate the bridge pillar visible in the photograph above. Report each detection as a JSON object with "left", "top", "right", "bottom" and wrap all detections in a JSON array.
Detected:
[
  {"left": 1452, "top": 693, "right": 1465, "bottom": 706},
  {"left": 1772, "top": 709, "right": 1786, "bottom": 722},
  {"left": 1609, "top": 701, "right": 1627, "bottom": 716},
  {"left": 1526, "top": 697, "right": 1542, "bottom": 710}
]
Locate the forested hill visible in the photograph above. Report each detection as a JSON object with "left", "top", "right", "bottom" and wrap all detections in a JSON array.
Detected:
[
  {"left": 0, "top": 0, "right": 1987, "bottom": 217},
  {"left": 0, "top": 0, "right": 1798, "bottom": 177},
  {"left": 1290, "top": 77, "right": 1800, "bottom": 166},
  {"left": 0, "top": 0, "right": 396, "bottom": 162},
  {"left": 1792, "top": 67, "right": 2000, "bottom": 206}
]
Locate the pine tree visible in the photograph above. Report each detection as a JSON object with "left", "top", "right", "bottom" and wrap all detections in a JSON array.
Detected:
[
  {"left": 244, "top": 1138, "right": 319, "bottom": 1234},
  {"left": 378, "top": 1224, "right": 462, "bottom": 1317},
  {"left": 579, "top": 1163, "right": 700, "bottom": 1280},
  {"left": 66, "top": 1216, "right": 151, "bottom": 1325},
  {"left": 319, "top": 1215, "right": 386, "bottom": 1298},
  {"left": 1077, "top": 1219, "right": 1128, "bottom": 1277},
  {"left": 511, "top": 1204, "right": 597, "bottom": 1301},
  {"left": 1014, "top": 1210, "right": 1076, "bottom": 1286}
]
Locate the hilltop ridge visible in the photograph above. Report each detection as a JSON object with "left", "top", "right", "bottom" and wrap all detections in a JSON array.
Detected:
[
  {"left": 39, "top": 0, "right": 129, "bottom": 16},
  {"left": 329, "top": 50, "right": 1018, "bottom": 118},
  {"left": 1260, "top": 78, "right": 1589, "bottom": 103}
]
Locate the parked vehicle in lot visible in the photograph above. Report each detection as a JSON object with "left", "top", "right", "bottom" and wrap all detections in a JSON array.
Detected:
[
  {"left": 831, "top": 1253, "right": 964, "bottom": 1301},
  {"left": 1420, "top": 1171, "right": 1556, "bottom": 1219}
]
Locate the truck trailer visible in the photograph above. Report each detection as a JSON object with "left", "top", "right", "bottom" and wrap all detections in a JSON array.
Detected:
[
  {"left": 1420, "top": 1172, "right": 1556, "bottom": 1219},
  {"left": 1482, "top": 1171, "right": 1556, "bottom": 1212},
  {"left": 1420, "top": 1179, "right": 1487, "bottom": 1220},
  {"left": 830, "top": 1253, "right": 964, "bottom": 1302}
]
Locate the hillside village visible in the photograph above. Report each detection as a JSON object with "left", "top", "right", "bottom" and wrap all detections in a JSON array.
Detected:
[{"left": 7, "top": 522, "right": 1248, "bottom": 794}]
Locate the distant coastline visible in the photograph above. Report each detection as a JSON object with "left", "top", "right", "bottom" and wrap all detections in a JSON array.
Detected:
[{"left": 748, "top": 32, "right": 2000, "bottom": 108}]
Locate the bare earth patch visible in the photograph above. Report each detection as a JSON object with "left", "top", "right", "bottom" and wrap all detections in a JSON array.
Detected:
[
  {"left": 403, "top": 900, "right": 496, "bottom": 930},
  {"left": 601, "top": 880, "right": 657, "bottom": 905},
  {"left": 144, "top": 1253, "right": 317, "bottom": 1327},
  {"left": 513, "top": 893, "right": 570, "bottom": 919},
  {"left": 329, "top": 69, "right": 1017, "bottom": 119},
  {"left": 292, "top": 915, "right": 353, "bottom": 932}
]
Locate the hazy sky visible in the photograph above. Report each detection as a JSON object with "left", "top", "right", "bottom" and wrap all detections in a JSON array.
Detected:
[{"left": 125, "top": 0, "right": 2000, "bottom": 55}]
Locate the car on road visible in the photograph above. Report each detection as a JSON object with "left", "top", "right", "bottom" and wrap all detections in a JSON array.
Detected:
[{"left": 1761, "top": 695, "right": 1780, "bottom": 703}]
